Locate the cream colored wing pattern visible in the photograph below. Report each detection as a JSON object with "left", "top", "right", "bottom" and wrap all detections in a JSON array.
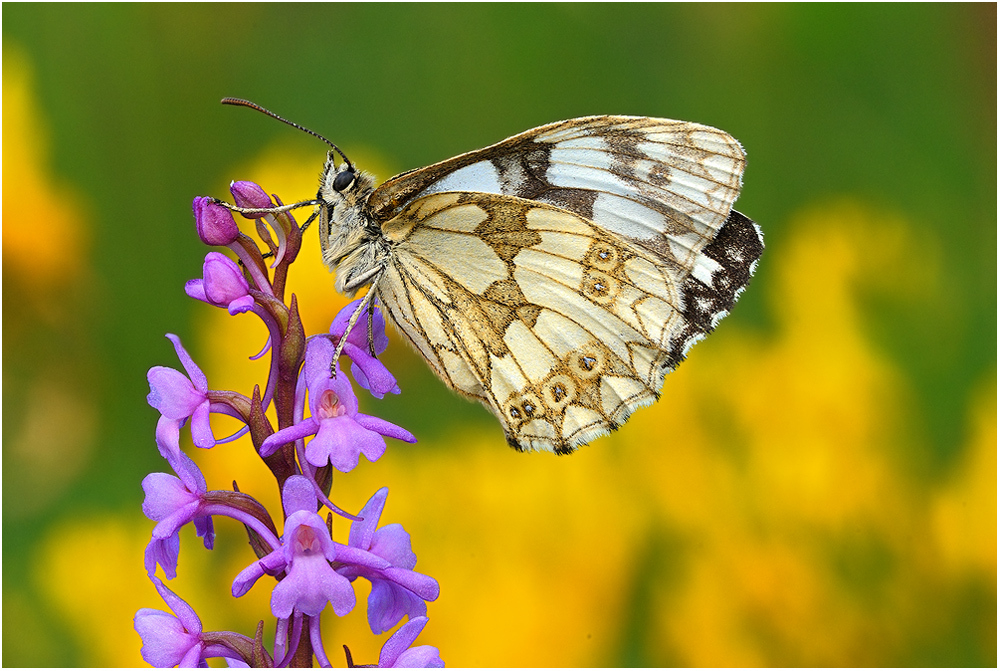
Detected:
[{"left": 376, "top": 190, "right": 710, "bottom": 454}]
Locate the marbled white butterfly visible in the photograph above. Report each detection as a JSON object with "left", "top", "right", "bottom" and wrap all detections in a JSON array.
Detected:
[{"left": 220, "top": 100, "right": 764, "bottom": 454}]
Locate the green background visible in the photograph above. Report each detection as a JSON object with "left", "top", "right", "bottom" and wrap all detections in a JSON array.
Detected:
[{"left": 3, "top": 4, "right": 996, "bottom": 667}]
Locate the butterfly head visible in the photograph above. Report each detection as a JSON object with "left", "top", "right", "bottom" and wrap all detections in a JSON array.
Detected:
[
  {"left": 218, "top": 98, "right": 386, "bottom": 294},
  {"left": 316, "top": 153, "right": 384, "bottom": 295},
  {"left": 318, "top": 152, "right": 376, "bottom": 210}
]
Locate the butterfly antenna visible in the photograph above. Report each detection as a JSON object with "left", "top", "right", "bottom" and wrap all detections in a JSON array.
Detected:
[{"left": 221, "top": 97, "right": 353, "bottom": 169}]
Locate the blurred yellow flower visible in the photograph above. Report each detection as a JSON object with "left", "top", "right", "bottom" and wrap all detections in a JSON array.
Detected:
[{"left": 2, "top": 46, "right": 89, "bottom": 289}]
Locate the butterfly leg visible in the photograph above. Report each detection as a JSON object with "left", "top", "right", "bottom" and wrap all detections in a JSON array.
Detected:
[
  {"left": 297, "top": 208, "right": 320, "bottom": 236},
  {"left": 207, "top": 197, "right": 322, "bottom": 260},
  {"left": 209, "top": 197, "right": 321, "bottom": 217},
  {"left": 329, "top": 287, "right": 379, "bottom": 377},
  {"left": 342, "top": 265, "right": 385, "bottom": 294},
  {"left": 367, "top": 299, "right": 376, "bottom": 357},
  {"left": 256, "top": 209, "right": 320, "bottom": 261}
]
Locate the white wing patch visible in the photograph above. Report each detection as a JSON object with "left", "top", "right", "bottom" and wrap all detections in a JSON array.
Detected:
[
  {"left": 419, "top": 161, "right": 503, "bottom": 195},
  {"left": 591, "top": 192, "right": 670, "bottom": 242},
  {"left": 690, "top": 254, "right": 723, "bottom": 288}
]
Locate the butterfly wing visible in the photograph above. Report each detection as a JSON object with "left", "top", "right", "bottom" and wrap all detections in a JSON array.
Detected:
[
  {"left": 368, "top": 116, "right": 749, "bottom": 271},
  {"left": 374, "top": 191, "right": 762, "bottom": 453}
]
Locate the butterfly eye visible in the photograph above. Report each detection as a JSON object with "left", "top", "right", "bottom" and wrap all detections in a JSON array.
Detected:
[{"left": 333, "top": 169, "right": 355, "bottom": 192}]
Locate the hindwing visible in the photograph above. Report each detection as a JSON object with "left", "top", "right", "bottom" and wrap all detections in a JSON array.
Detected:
[{"left": 373, "top": 191, "right": 760, "bottom": 453}]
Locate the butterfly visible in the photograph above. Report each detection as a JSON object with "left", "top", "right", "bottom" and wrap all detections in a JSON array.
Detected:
[{"left": 222, "top": 100, "right": 764, "bottom": 454}]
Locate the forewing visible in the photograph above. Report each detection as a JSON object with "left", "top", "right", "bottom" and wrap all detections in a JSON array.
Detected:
[
  {"left": 368, "top": 116, "right": 747, "bottom": 273},
  {"left": 374, "top": 191, "right": 762, "bottom": 453}
]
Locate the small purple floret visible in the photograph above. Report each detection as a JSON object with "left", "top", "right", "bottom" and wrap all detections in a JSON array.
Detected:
[
  {"left": 260, "top": 339, "right": 415, "bottom": 472},
  {"left": 232, "top": 477, "right": 356, "bottom": 618},
  {"left": 193, "top": 196, "right": 240, "bottom": 246},
  {"left": 134, "top": 577, "right": 207, "bottom": 668},
  {"left": 331, "top": 299, "right": 401, "bottom": 399},
  {"left": 338, "top": 488, "right": 440, "bottom": 634},
  {"left": 230, "top": 180, "right": 273, "bottom": 214},
  {"left": 185, "top": 252, "right": 255, "bottom": 315},
  {"left": 146, "top": 334, "right": 216, "bottom": 449},
  {"left": 142, "top": 449, "right": 214, "bottom": 577}
]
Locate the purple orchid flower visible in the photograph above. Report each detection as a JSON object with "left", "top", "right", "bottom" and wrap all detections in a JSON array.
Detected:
[
  {"left": 230, "top": 180, "right": 292, "bottom": 267},
  {"left": 135, "top": 577, "right": 267, "bottom": 668},
  {"left": 143, "top": 424, "right": 281, "bottom": 579},
  {"left": 193, "top": 196, "right": 240, "bottom": 246},
  {"left": 142, "top": 445, "right": 214, "bottom": 579},
  {"left": 185, "top": 252, "right": 255, "bottom": 315},
  {"left": 146, "top": 334, "right": 216, "bottom": 450},
  {"left": 337, "top": 488, "right": 440, "bottom": 635},
  {"left": 229, "top": 180, "right": 273, "bottom": 214},
  {"left": 232, "top": 476, "right": 356, "bottom": 619},
  {"left": 331, "top": 298, "right": 401, "bottom": 399},
  {"left": 134, "top": 577, "right": 208, "bottom": 668},
  {"left": 260, "top": 338, "right": 415, "bottom": 473},
  {"left": 141, "top": 178, "right": 444, "bottom": 667},
  {"left": 192, "top": 191, "right": 276, "bottom": 295}
]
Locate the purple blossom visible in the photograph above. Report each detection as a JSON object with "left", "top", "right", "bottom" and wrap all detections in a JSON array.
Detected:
[
  {"left": 134, "top": 576, "right": 208, "bottom": 667},
  {"left": 145, "top": 417, "right": 189, "bottom": 578},
  {"left": 185, "top": 252, "right": 255, "bottom": 315},
  {"left": 193, "top": 186, "right": 279, "bottom": 295},
  {"left": 260, "top": 338, "right": 415, "bottom": 473},
  {"left": 230, "top": 180, "right": 273, "bottom": 213},
  {"left": 232, "top": 476, "right": 356, "bottom": 618},
  {"left": 143, "top": 426, "right": 281, "bottom": 579},
  {"left": 178, "top": 248, "right": 282, "bottom": 411},
  {"left": 135, "top": 577, "right": 264, "bottom": 668},
  {"left": 193, "top": 196, "right": 240, "bottom": 246},
  {"left": 146, "top": 334, "right": 215, "bottom": 449},
  {"left": 378, "top": 617, "right": 444, "bottom": 668},
  {"left": 142, "top": 449, "right": 215, "bottom": 578},
  {"left": 331, "top": 298, "right": 400, "bottom": 399},
  {"left": 338, "top": 488, "right": 440, "bottom": 634}
]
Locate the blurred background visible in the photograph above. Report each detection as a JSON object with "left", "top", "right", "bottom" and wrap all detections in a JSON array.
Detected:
[{"left": 3, "top": 4, "right": 995, "bottom": 667}]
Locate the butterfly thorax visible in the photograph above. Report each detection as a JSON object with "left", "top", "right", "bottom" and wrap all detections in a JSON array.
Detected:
[{"left": 317, "top": 160, "right": 388, "bottom": 296}]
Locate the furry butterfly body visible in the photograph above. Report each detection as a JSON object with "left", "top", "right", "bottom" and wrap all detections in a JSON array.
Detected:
[{"left": 309, "top": 115, "right": 764, "bottom": 454}]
